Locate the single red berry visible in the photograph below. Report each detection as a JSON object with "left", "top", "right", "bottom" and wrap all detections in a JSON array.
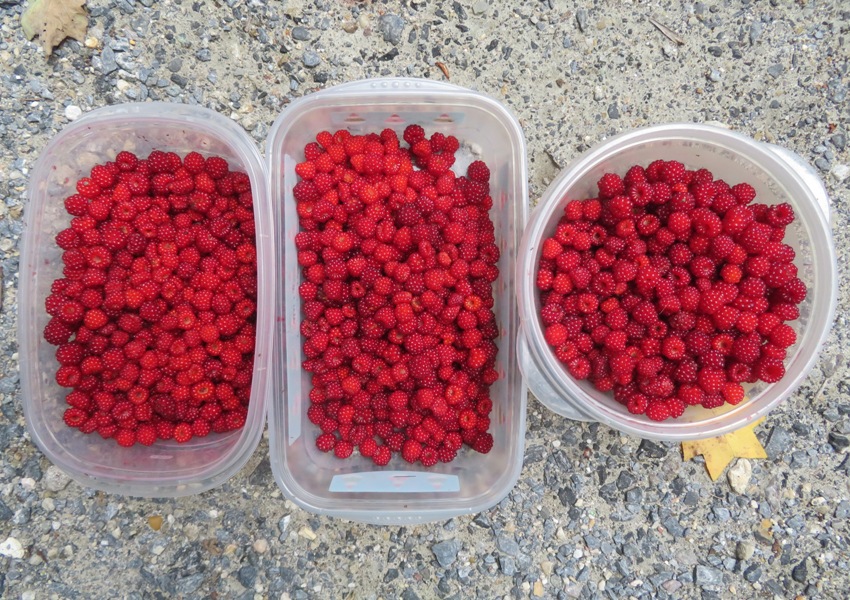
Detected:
[
  {"left": 174, "top": 423, "right": 193, "bottom": 443},
  {"left": 645, "top": 402, "right": 671, "bottom": 422},
  {"left": 115, "top": 429, "right": 136, "bottom": 447},
  {"left": 597, "top": 173, "right": 625, "bottom": 198},
  {"left": 371, "top": 445, "right": 392, "bottom": 466}
]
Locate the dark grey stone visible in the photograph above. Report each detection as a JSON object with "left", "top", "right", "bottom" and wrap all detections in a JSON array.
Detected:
[
  {"left": 694, "top": 565, "right": 723, "bottom": 587},
  {"left": 625, "top": 488, "right": 643, "bottom": 504},
  {"left": 452, "top": 1, "right": 467, "bottom": 20},
  {"left": 683, "top": 491, "right": 700, "bottom": 506},
  {"left": 787, "top": 514, "right": 805, "bottom": 532},
  {"left": 638, "top": 440, "right": 666, "bottom": 459},
  {"left": 384, "top": 568, "right": 399, "bottom": 582},
  {"left": 743, "top": 565, "right": 762, "bottom": 583},
  {"left": 174, "top": 574, "right": 206, "bottom": 594},
  {"left": 100, "top": 47, "right": 119, "bottom": 74},
  {"left": 431, "top": 539, "right": 460, "bottom": 568},
  {"left": 379, "top": 48, "right": 399, "bottom": 61},
  {"left": 607, "top": 103, "right": 620, "bottom": 119},
  {"left": 167, "top": 58, "right": 182, "bottom": 72},
  {"left": 170, "top": 73, "right": 189, "bottom": 88},
  {"left": 401, "top": 588, "right": 421, "bottom": 600},
  {"left": 791, "top": 558, "right": 808, "bottom": 583},
  {"left": 291, "top": 26, "right": 311, "bottom": 41},
  {"left": 496, "top": 534, "right": 519, "bottom": 556},
  {"left": 576, "top": 9, "right": 588, "bottom": 32},
  {"left": 831, "top": 133, "right": 846, "bottom": 149},
  {"left": 767, "top": 64, "right": 785, "bottom": 78},
  {"left": 303, "top": 50, "right": 321, "bottom": 68},
  {"left": 378, "top": 14, "right": 406, "bottom": 46},
  {"left": 764, "top": 426, "right": 792, "bottom": 459},
  {"left": 558, "top": 486, "right": 577, "bottom": 507},
  {"left": 616, "top": 471, "right": 635, "bottom": 490},
  {"left": 834, "top": 500, "right": 850, "bottom": 519},
  {"left": 500, "top": 555, "right": 516, "bottom": 576},
  {"left": 663, "top": 516, "right": 685, "bottom": 538},
  {"left": 749, "top": 21, "right": 763, "bottom": 44},
  {"left": 237, "top": 565, "right": 257, "bottom": 588},
  {"left": 0, "top": 424, "right": 22, "bottom": 452},
  {"left": 0, "top": 499, "right": 12, "bottom": 522},
  {"left": 829, "top": 432, "right": 849, "bottom": 451},
  {"left": 195, "top": 48, "right": 212, "bottom": 62},
  {"left": 524, "top": 445, "right": 545, "bottom": 464}
]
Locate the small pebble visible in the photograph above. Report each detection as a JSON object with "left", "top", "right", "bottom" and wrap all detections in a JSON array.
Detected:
[
  {"left": 727, "top": 459, "right": 753, "bottom": 494},
  {"left": 64, "top": 105, "right": 82, "bottom": 122},
  {"left": 291, "top": 27, "right": 311, "bottom": 41},
  {"left": 830, "top": 164, "right": 850, "bottom": 182},
  {"left": 736, "top": 540, "right": 756, "bottom": 561},
  {"left": 0, "top": 537, "right": 24, "bottom": 559},
  {"left": 44, "top": 464, "right": 71, "bottom": 492},
  {"left": 253, "top": 539, "right": 269, "bottom": 554}
]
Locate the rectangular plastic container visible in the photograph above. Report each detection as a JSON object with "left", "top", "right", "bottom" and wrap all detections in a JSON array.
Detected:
[
  {"left": 266, "top": 79, "right": 529, "bottom": 524},
  {"left": 19, "top": 103, "right": 273, "bottom": 497}
]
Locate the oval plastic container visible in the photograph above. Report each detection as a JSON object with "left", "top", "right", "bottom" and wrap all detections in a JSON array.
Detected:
[
  {"left": 19, "top": 103, "right": 273, "bottom": 497},
  {"left": 266, "top": 79, "right": 528, "bottom": 524},
  {"left": 517, "top": 124, "right": 837, "bottom": 441}
]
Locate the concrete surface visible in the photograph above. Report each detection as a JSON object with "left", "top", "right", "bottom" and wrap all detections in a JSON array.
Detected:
[{"left": 0, "top": 1, "right": 848, "bottom": 599}]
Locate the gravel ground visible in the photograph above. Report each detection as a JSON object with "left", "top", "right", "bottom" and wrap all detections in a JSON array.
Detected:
[{"left": 1, "top": 1, "right": 849, "bottom": 599}]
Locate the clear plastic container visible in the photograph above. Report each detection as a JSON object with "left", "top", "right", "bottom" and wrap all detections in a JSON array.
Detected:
[
  {"left": 517, "top": 124, "right": 837, "bottom": 441},
  {"left": 266, "top": 79, "right": 529, "bottom": 524},
  {"left": 19, "top": 103, "right": 273, "bottom": 497}
]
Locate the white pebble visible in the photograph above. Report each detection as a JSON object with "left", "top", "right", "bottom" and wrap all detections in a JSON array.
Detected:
[
  {"left": 42, "top": 498, "right": 55, "bottom": 512},
  {"left": 830, "top": 164, "right": 849, "bottom": 182},
  {"left": 45, "top": 465, "right": 72, "bottom": 492},
  {"left": 0, "top": 537, "right": 25, "bottom": 559},
  {"left": 727, "top": 458, "right": 753, "bottom": 494},
  {"left": 64, "top": 105, "right": 83, "bottom": 121},
  {"left": 21, "top": 592, "right": 36, "bottom": 600},
  {"left": 253, "top": 539, "right": 269, "bottom": 554},
  {"left": 20, "top": 478, "right": 36, "bottom": 491}
]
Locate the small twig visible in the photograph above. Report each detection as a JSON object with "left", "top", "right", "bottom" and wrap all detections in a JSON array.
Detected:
[
  {"left": 813, "top": 353, "right": 844, "bottom": 401},
  {"left": 649, "top": 16, "right": 685, "bottom": 45},
  {"left": 435, "top": 61, "right": 450, "bottom": 80}
]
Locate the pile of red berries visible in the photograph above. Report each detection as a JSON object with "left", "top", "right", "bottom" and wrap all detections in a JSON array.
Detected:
[
  {"left": 44, "top": 150, "right": 257, "bottom": 446},
  {"left": 536, "top": 160, "right": 805, "bottom": 421},
  {"left": 294, "top": 125, "right": 499, "bottom": 466}
]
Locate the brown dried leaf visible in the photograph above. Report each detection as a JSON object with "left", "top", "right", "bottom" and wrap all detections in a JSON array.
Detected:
[{"left": 21, "top": 0, "right": 88, "bottom": 57}]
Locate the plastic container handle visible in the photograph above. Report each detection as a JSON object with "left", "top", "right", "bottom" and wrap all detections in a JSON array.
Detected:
[
  {"left": 329, "top": 78, "right": 467, "bottom": 95},
  {"left": 764, "top": 144, "right": 831, "bottom": 225},
  {"left": 516, "top": 325, "right": 593, "bottom": 422}
]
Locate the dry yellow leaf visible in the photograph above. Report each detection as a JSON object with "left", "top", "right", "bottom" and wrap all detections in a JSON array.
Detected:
[
  {"left": 21, "top": 0, "right": 88, "bottom": 57},
  {"left": 682, "top": 418, "right": 767, "bottom": 480}
]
